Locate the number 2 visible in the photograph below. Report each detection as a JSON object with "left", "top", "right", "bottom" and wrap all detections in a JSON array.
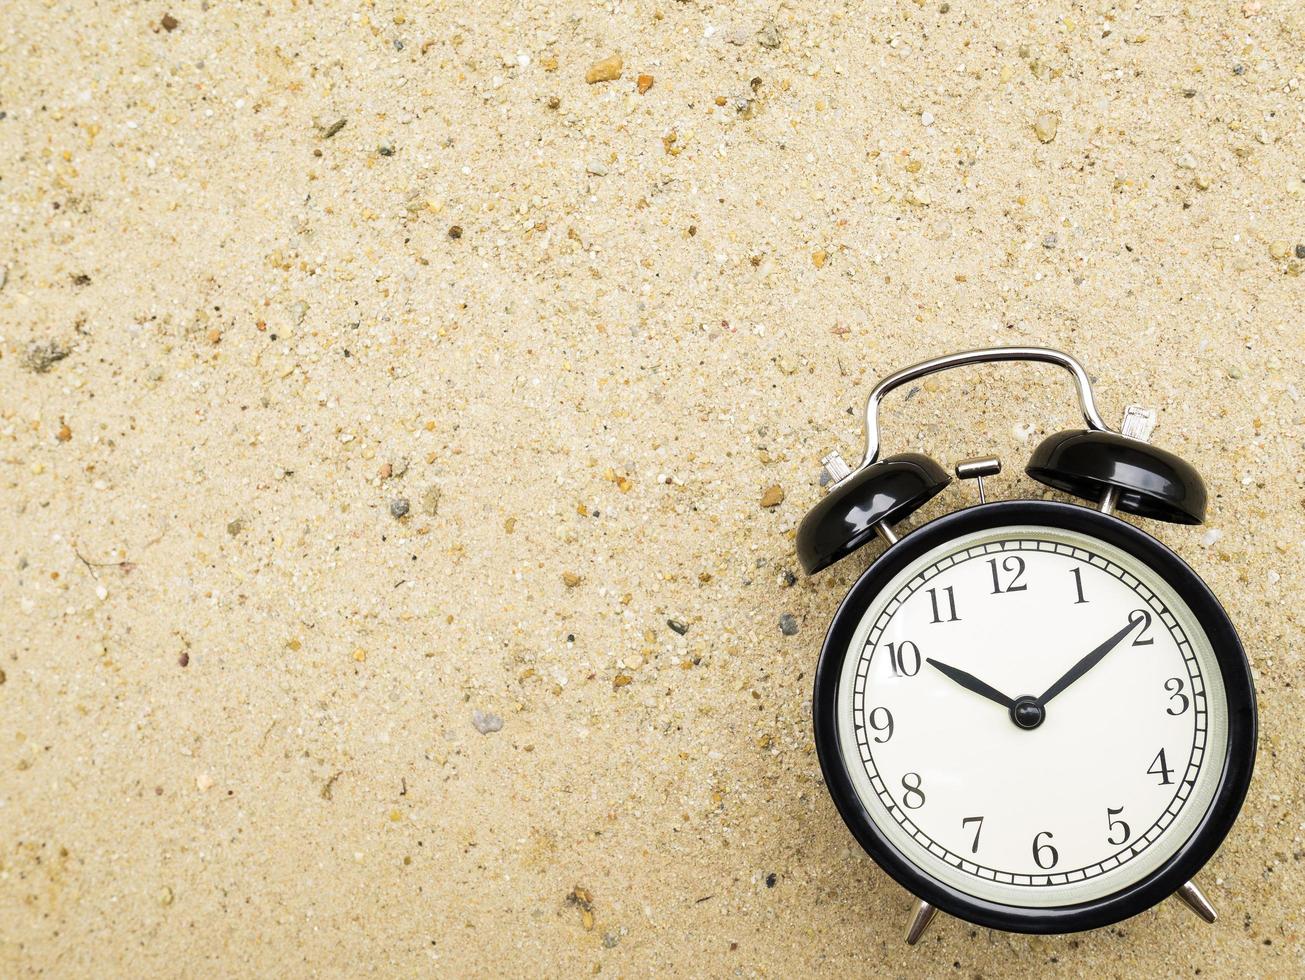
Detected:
[{"left": 1129, "top": 608, "right": 1155, "bottom": 645}]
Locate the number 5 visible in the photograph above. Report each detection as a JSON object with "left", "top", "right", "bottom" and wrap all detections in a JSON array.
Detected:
[{"left": 1107, "top": 806, "right": 1131, "bottom": 846}]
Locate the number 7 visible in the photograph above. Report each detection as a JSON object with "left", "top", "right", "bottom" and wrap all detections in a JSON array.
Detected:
[{"left": 962, "top": 815, "right": 984, "bottom": 854}]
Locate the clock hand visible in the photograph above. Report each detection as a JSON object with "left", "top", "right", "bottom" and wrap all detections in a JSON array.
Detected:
[
  {"left": 1037, "top": 618, "right": 1141, "bottom": 706},
  {"left": 925, "top": 658, "right": 1016, "bottom": 709}
]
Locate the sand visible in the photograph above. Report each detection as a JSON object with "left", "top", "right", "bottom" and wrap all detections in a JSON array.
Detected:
[{"left": 1, "top": 0, "right": 1302, "bottom": 975}]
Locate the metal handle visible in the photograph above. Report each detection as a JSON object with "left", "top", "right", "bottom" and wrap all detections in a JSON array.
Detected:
[{"left": 853, "top": 347, "right": 1114, "bottom": 470}]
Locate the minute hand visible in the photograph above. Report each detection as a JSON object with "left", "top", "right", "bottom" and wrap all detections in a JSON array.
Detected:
[{"left": 1038, "top": 619, "right": 1141, "bottom": 705}]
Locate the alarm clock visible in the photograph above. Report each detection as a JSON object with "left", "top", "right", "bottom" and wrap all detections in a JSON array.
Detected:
[{"left": 797, "top": 347, "right": 1256, "bottom": 943}]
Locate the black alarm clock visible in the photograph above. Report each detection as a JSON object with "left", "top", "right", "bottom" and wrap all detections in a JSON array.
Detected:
[{"left": 796, "top": 348, "right": 1256, "bottom": 943}]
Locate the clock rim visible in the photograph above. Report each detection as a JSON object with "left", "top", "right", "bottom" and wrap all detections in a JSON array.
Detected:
[{"left": 811, "top": 499, "right": 1257, "bottom": 934}]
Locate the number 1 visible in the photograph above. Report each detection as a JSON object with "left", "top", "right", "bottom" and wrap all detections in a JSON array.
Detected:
[{"left": 1071, "top": 567, "right": 1089, "bottom": 604}]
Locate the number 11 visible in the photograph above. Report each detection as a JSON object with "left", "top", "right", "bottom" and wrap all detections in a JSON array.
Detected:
[{"left": 927, "top": 586, "right": 960, "bottom": 623}]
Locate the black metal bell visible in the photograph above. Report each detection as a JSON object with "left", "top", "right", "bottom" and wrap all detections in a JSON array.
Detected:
[
  {"left": 797, "top": 453, "right": 951, "bottom": 574},
  {"left": 1026, "top": 430, "right": 1207, "bottom": 524}
]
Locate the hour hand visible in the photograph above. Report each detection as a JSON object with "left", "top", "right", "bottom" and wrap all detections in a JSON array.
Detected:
[{"left": 925, "top": 658, "right": 1016, "bottom": 709}]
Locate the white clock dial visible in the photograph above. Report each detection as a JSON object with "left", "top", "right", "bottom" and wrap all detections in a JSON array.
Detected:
[{"left": 835, "top": 524, "right": 1229, "bottom": 908}]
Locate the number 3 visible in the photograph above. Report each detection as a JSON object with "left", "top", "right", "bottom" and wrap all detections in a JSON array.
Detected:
[{"left": 1165, "top": 677, "right": 1191, "bottom": 716}]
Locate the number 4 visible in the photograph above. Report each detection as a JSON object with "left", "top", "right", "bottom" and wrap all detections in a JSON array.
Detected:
[{"left": 1147, "top": 747, "right": 1174, "bottom": 785}]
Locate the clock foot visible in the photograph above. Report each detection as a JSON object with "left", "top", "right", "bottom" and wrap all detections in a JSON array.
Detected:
[
  {"left": 904, "top": 899, "right": 938, "bottom": 945},
  {"left": 1173, "top": 880, "right": 1217, "bottom": 924}
]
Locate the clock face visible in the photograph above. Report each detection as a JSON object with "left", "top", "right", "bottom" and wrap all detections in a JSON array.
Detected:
[{"left": 832, "top": 522, "right": 1231, "bottom": 909}]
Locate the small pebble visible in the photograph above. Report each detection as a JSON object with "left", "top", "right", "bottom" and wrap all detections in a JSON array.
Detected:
[
  {"left": 757, "top": 22, "right": 782, "bottom": 48},
  {"left": 22, "top": 341, "right": 70, "bottom": 374},
  {"left": 637, "top": 74, "right": 654, "bottom": 94},
  {"left": 419, "top": 485, "right": 441, "bottom": 516},
  {"left": 1200, "top": 528, "right": 1223, "bottom": 547},
  {"left": 760, "top": 485, "right": 785, "bottom": 508},
  {"left": 562, "top": 571, "right": 583, "bottom": 588},
  {"left": 921, "top": 110, "right": 935, "bottom": 126},
  {"left": 160, "top": 13, "right": 178, "bottom": 31},
  {"left": 378, "top": 143, "right": 395, "bottom": 156},
  {"left": 1296, "top": 245, "right": 1305, "bottom": 259},
  {"left": 779, "top": 614, "right": 799, "bottom": 636},
  {"left": 448, "top": 225, "right": 463, "bottom": 240},
  {"left": 1033, "top": 113, "right": 1059, "bottom": 143},
  {"left": 390, "top": 497, "right": 410, "bottom": 518},
  {"left": 195, "top": 772, "right": 214, "bottom": 792},
  {"left": 322, "top": 117, "right": 347, "bottom": 139},
  {"left": 668, "top": 618, "right": 689, "bottom": 635},
  {"left": 472, "top": 710, "right": 503, "bottom": 734},
  {"left": 1268, "top": 241, "right": 1291, "bottom": 260},
  {"left": 585, "top": 54, "right": 623, "bottom": 84}
]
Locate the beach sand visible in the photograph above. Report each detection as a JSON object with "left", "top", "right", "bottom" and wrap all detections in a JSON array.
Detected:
[{"left": 1, "top": 0, "right": 1302, "bottom": 974}]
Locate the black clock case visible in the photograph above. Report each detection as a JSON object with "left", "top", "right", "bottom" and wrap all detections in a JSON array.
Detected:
[{"left": 811, "top": 499, "right": 1257, "bottom": 935}]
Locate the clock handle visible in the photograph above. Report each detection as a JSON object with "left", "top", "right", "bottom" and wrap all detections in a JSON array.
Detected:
[{"left": 843, "top": 347, "right": 1114, "bottom": 479}]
